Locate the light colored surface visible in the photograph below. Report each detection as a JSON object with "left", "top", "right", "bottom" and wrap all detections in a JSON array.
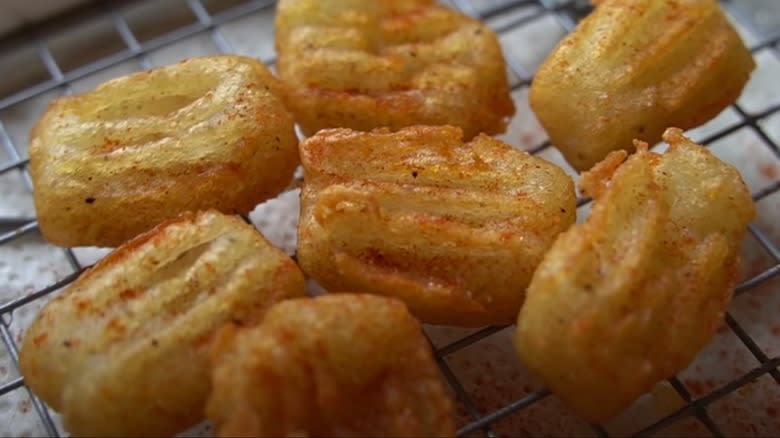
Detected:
[{"left": 0, "top": 1, "right": 778, "bottom": 437}]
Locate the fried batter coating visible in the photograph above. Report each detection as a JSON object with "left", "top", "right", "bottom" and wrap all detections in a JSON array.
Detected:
[
  {"left": 30, "top": 55, "right": 299, "bottom": 247},
  {"left": 530, "top": 0, "right": 755, "bottom": 171},
  {"left": 274, "top": 0, "right": 515, "bottom": 139},
  {"left": 514, "top": 128, "right": 756, "bottom": 422},
  {"left": 207, "top": 294, "right": 455, "bottom": 437},
  {"left": 19, "top": 210, "right": 305, "bottom": 437},
  {"left": 297, "top": 125, "right": 576, "bottom": 326}
]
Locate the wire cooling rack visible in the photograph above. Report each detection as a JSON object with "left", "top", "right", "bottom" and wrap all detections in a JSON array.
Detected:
[{"left": 0, "top": 0, "right": 778, "bottom": 436}]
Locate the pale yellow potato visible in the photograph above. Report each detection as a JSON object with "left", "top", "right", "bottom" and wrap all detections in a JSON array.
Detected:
[
  {"left": 530, "top": 0, "right": 755, "bottom": 171},
  {"left": 30, "top": 55, "right": 299, "bottom": 248},
  {"left": 19, "top": 210, "right": 305, "bottom": 437},
  {"left": 297, "top": 125, "right": 576, "bottom": 326},
  {"left": 274, "top": 0, "right": 515, "bottom": 139},
  {"left": 515, "top": 128, "right": 756, "bottom": 422},
  {"left": 207, "top": 294, "right": 455, "bottom": 437}
]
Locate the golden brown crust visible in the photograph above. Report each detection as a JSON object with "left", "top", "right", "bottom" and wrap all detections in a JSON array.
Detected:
[
  {"left": 30, "top": 55, "right": 299, "bottom": 248},
  {"left": 530, "top": 0, "right": 755, "bottom": 171},
  {"left": 514, "top": 129, "right": 756, "bottom": 421},
  {"left": 296, "top": 125, "right": 575, "bottom": 326},
  {"left": 274, "top": 0, "right": 515, "bottom": 138},
  {"left": 19, "top": 210, "right": 306, "bottom": 437},
  {"left": 206, "top": 294, "right": 456, "bottom": 437}
]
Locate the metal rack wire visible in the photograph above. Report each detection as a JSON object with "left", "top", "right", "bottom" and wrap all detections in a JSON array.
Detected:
[{"left": 0, "top": 0, "right": 778, "bottom": 436}]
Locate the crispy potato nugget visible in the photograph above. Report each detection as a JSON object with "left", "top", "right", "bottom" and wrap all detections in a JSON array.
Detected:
[
  {"left": 530, "top": 0, "right": 755, "bottom": 171},
  {"left": 30, "top": 55, "right": 299, "bottom": 247},
  {"left": 19, "top": 210, "right": 305, "bottom": 437},
  {"left": 297, "top": 125, "right": 576, "bottom": 326},
  {"left": 274, "top": 0, "right": 514, "bottom": 138},
  {"left": 207, "top": 294, "right": 455, "bottom": 437},
  {"left": 515, "top": 128, "right": 756, "bottom": 422}
]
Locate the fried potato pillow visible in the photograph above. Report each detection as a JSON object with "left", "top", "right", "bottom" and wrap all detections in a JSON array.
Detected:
[
  {"left": 530, "top": 0, "right": 754, "bottom": 171},
  {"left": 207, "top": 294, "right": 455, "bottom": 437},
  {"left": 297, "top": 125, "right": 575, "bottom": 327},
  {"left": 19, "top": 210, "right": 305, "bottom": 437},
  {"left": 515, "top": 128, "right": 756, "bottom": 421},
  {"left": 274, "top": 0, "right": 515, "bottom": 138},
  {"left": 30, "top": 55, "right": 299, "bottom": 247}
]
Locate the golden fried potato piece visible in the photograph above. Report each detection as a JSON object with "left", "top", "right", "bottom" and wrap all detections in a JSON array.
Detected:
[
  {"left": 19, "top": 210, "right": 305, "bottom": 437},
  {"left": 30, "top": 55, "right": 299, "bottom": 248},
  {"left": 515, "top": 128, "right": 756, "bottom": 422},
  {"left": 297, "top": 125, "right": 575, "bottom": 326},
  {"left": 207, "top": 294, "right": 455, "bottom": 437},
  {"left": 274, "top": 0, "right": 514, "bottom": 139},
  {"left": 530, "top": 0, "right": 755, "bottom": 171}
]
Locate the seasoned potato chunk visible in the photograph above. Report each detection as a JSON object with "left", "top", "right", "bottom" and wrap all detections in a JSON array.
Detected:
[
  {"left": 30, "top": 55, "right": 299, "bottom": 247},
  {"left": 274, "top": 0, "right": 515, "bottom": 138},
  {"left": 297, "top": 126, "right": 575, "bottom": 326},
  {"left": 19, "top": 210, "right": 305, "bottom": 437},
  {"left": 207, "top": 294, "right": 455, "bottom": 437},
  {"left": 515, "top": 128, "right": 756, "bottom": 421},
  {"left": 530, "top": 0, "right": 755, "bottom": 171}
]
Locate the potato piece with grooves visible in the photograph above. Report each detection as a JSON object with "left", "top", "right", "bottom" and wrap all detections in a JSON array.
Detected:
[
  {"left": 274, "top": 0, "right": 515, "bottom": 138},
  {"left": 514, "top": 128, "right": 756, "bottom": 421},
  {"left": 30, "top": 55, "right": 299, "bottom": 248},
  {"left": 530, "top": 0, "right": 755, "bottom": 171},
  {"left": 207, "top": 294, "right": 455, "bottom": 437},
  {"left": 297, "top": 125, "right": 576, "bottom": 327},
  {"left": 19, "top": 210, "right": 305, "bottom": 437}
]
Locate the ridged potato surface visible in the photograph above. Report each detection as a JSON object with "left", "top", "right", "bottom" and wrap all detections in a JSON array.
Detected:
[
  {"left": 515, "top": 129, "right": 756, "bottom": 421},
  {"left": 297, "top": 125, "right": 576, "bottom": 326},
  {"left": 207, "top": 294, "right": 455, "bottom": 437},
  {"left": 530, "top": 0, "right": 755, "bottom": 171},
  {"left": 30, "top": 55, "right": 299, "bottom": 247},
  {"left": 19, "top": 210, "right": 306, "bottom": 437},
  {"left": 274, "top": 0, "right": 515, "bottom": 138}
]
